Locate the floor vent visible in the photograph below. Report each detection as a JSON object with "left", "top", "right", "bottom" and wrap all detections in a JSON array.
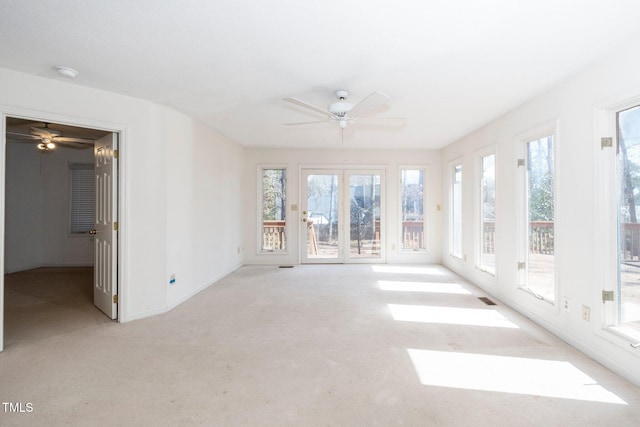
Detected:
[
  {"left": 279, "top": 265, "right": 294, "bottom": 269},
  {"left": 478, "top": 296, "right": 496, "bottom": 305}
]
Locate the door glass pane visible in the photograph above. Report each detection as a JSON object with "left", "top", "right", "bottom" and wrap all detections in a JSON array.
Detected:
[
  {"left": 401, "top": 169, "right": 425, "bottom": 250},
  {"left": 306, "top": 174, "right": 339, "bottom": 259},
  {"left": 480, "top": 155, "right": 496, "bottom": 272},
  {"left": 617, "top": 105, "right": 640, "bottom": 336},
  {"left": 349, "top": 174, "right": 381, "bottom": 258},
  {"left": 526, "top": 136, "right": 555, "bottom": 301},
  {"left": 261, "top": 168, "right": 286, "bottom": 251}
]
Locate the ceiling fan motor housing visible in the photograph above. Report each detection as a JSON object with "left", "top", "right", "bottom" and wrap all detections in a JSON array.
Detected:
[{"left": 328, "top": 89, "right": 353, "bottom": 117}]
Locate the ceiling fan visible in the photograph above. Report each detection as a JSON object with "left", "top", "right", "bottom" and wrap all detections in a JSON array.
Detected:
[
  {"left": 6, "top": 123, "right": 94, "bottom": 151},
  {"left": 283, "top": 89, "right": 405, "bottom": 130}
]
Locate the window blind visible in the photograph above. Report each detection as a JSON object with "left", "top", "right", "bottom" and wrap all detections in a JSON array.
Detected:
[{"left": 70, "top": 165, "right": 95, "bottom": 234}]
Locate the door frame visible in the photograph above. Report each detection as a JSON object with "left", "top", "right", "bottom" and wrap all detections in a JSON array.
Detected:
[
  {"left": 299, "top": 166, "right": 386, "bottom": 264},
  {"left": 0, "top": 107, "right": 127, "bottom": 351}
]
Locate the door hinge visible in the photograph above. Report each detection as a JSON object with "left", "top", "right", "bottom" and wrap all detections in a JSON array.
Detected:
[
  {"left": 113, "top": 294, "right": 118, "bottom": 304},
  {"left": 113, "top": 221, "right": 118, "bottom": 231},
  {"left": 114, "top": 149, "right": 119, "bottom": 159},
  {"left": 602, "top": 290, "right": 614, "bottom": 303},
  {"left": 517, "top": 262, "right": 526, "bottom": 270},
  {"left": 517, "top": 159, "right": 525, "bottom": 167},
  {"left": 601, "top": 137, "right": 613, "bottom": 150}
]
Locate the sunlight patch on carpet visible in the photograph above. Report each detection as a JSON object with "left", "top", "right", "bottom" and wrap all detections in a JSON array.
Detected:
[
  {"left": 379, "top": 280, "right": 471, "bottom": 294},
  {"left": 389, "top": 304, "right": 518, "bottom": 328},
  {"left": 407, "top": 349, "right": 627, "bottom": 405}
]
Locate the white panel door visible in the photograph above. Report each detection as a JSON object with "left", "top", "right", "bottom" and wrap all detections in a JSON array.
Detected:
[{"left": 93, "top": 134, "right": 118, "bottom": 319}]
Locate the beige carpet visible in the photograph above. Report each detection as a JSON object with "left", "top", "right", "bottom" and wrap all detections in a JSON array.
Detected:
[{"left": 1, "top": 265, "right": 640, "bottom": 426}]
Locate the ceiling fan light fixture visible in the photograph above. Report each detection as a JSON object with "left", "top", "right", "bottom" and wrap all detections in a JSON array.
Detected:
[
  {"left": 46, "top": 142, "right": 56, "bottom": 149},
  {"left": 328, "top": 101, "right": 353, "bottom": 116},
  {"left": 54, "top": 66, "right": 78, "bottom": 79}
]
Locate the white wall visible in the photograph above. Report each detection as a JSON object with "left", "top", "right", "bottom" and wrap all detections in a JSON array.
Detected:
[
  {"left": 5, "top": 142, "right": 43, "bottom": 272},
  {"left": 244, "top": 148, "right": 442, "bottom": 265},
  {"left": 5, "top": 142, "right": 95, "bottom": 273},
  {"left": 441, "top": 39, "right": 640, "bottom": 386},
  {"left": 164, "top": 109, "right": 245, "bottom": 309},
  {"left": 0, "top": 67, "right": 244, "bottom": 321}
]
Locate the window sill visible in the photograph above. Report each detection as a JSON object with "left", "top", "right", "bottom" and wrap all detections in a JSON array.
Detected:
[
  {"left": 475, "top": 265, "right": 496, "bottom": 277},
  {"left": 595, "top": 327, "right": 640, "bottom": 356},
  {"left": 258, "top": 250, "right": 288, "bottom": 255}
]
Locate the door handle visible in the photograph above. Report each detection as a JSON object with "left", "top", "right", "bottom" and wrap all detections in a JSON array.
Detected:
[{"left": 89, "top": 229, "right": 97, "bottom": 235}]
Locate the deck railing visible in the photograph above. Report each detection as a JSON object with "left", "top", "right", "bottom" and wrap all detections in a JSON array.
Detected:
[
  {"left": 402, "top": 221, "right": 424, "bottom": 250},
  {"left": 259, "top": 219, "right": 640, "bottom": 260},
  {"left": 482, "top": 221, "right": 554, "bottom": 255},
  {"left": 622, "top": 222, "right": 640, "bottom": 261},
  {"left": 262, "top": 220, "right": 286, "bottom": 250}
]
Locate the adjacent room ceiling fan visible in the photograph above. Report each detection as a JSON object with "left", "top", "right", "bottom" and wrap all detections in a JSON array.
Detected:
[
  {"left": 6, "top": 123, "right": 94, "bottom": 151},
  {"left": 283, "top": 89, "right": 405, "bottom": 130}
]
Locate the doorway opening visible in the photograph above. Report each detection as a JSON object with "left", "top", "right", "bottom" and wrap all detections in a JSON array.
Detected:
[{"left": 2, "top": 116, "right": 120, "bottom": 350}]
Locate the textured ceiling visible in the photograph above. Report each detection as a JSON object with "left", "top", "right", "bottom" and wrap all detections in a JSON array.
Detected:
[{"left": 1, "top": 1, "right": 640, "bottom": 149}]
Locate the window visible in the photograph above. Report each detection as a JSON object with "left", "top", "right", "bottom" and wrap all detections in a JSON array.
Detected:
[
  {"left": 615, "top": 105, "right": 640, "bottom": 338},
  {"left": 451, "top": 163, "right": 463, "bottom": 258},
  {"left": 520, "top": 134, "right": 555, "bottom": 302},
  {"left": 260, "top": 168, "right": 286, "bottom": 251},
  {"left": 400, "top": 168, "right": 426, "bottom": 251},
  {"left": 478, "top": 153, "right": 496, "bottom": 273},
  {"left": 69, "top": 164, "right": 95, "bottom": 234}
]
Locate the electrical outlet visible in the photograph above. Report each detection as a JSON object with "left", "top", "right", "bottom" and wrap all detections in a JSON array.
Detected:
[
  {"left": 582, "top": 305, "right": 591, "bottom": 321},
  {"left": 563, "top": 297, "right": 570, "bottom": 312},
  {"left": 169, "top": 274, "right": 176, "bottom": 286}
]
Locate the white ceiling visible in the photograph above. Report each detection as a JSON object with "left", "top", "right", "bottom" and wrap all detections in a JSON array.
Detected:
[{"left": 1, "top": 1, "right": 640, "bottom": 149}]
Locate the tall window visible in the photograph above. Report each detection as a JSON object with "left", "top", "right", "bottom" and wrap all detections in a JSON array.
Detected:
[
  {"left": 400, "top": 168, "right": 425, "bottom": 251},
  {"left": 479, "top": 153, "right": 496, "bottom": 273},
  {"left": 522, "top": 135, "right": 555, "bottom": 301},
  {"left": 616, "top": 105, "right": 640, "bottom": 337},
  {"left": 451, "top": 163, "right": 463, "bottom": 258},
  {"left": 69, "top": 164, "right": 95, "bottom": 234},
  {"left": 261, "top": 168, "right": 286, "bottom": 251}
]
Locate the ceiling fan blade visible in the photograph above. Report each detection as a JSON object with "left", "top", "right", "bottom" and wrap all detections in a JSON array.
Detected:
[
  {"left": 283, "top": 97, "right": 335, "bottom": 119},
  {"left": 55, "top": 136, "right": 94, "bottom": 144},
  {"left": 30, "top": 127, "right": 58, "bottom": 138},
  {"left": 283, "top": 120, "right": 331, "bottom": 126},
  {"left": 355, "top": 116, "right": 407, "bottom": 127},
  {"left": 56, "top": 141, "right": 92, "bottom": 149},
  {"left": 348, "top": 91, "right": 391, "bottom": 118},
  {"left": 6, "top": 131, "right": 41, "bottom": 140}
]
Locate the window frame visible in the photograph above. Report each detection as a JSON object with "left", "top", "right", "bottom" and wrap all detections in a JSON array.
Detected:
[
  {"left": 449, "top": 159, "right": 463, "bottom": 260},
  {"left": 257, "top": 165, "right": 288, "bottom": 254},
  {"left": 475, "top": 147, "right": 496, "bottom": 276},
  {"left": 596, "top": 96, "right": 640, "bottom": 348},
  {"left": 398, "top": 166, "right": 428, "bottom": 253},
  {"left": 515, "top": 121, "right": 559, "bottom": 307}
]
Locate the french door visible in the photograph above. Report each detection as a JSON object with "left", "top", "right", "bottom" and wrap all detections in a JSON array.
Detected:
[{"left": 301, "top": 169, "right": 384, "bottom": 264}]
